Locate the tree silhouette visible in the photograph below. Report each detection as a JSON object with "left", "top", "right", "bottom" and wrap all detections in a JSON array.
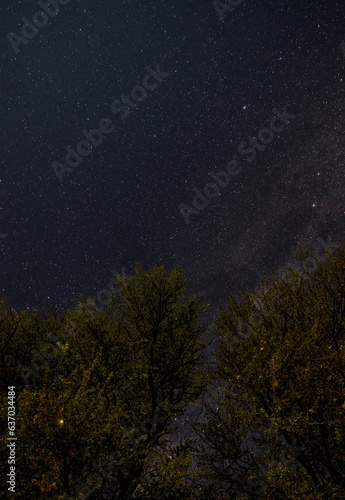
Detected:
[
  {"left": 192, "top": 244, "right": 345, "bottom": 499},
  {"left": 1, "top": 264, "right": 210, "bottom": 499}
]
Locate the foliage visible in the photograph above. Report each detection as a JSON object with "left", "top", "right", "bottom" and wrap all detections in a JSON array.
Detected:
[
  {"left": 0, "top": 264, "right": 209, "bottom": 498},
  {"left": 192, "top": 245, "right": 345, "bottom": 499},
  {"left": 2, "top": 247, "right": 345, "bottom": 498}
]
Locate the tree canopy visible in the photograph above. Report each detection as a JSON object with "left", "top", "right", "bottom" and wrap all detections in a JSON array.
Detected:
[
  {"left": 192, "top": 244, "right": 345, "bottom": 499},
  {"left": 1, "top": 247, "right": 345, "bottom": 498},
  {"left": 1, "top": 264, "right": 209, "bottom": 499}
]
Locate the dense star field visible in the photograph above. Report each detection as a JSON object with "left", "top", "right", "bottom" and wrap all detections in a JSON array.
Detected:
[
  {"left": 2, "top": 1, "right": 345, "bottom": 498},
  {"left": 1, "top": 0, "right": 345, "bottom": 311}
]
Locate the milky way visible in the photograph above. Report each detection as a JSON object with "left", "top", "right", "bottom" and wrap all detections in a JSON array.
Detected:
[{"left": 1, "top": 0, "right": 345, "bottom": 315}]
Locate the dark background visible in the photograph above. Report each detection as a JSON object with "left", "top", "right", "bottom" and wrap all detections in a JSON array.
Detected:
[{"left": 1, "top": 0, "right": 345, "bottom": 312}]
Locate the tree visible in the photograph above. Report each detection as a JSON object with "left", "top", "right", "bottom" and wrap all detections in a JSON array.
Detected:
[
  {"left": 192, "top": 244, "right": 345, "bottom": 499},
  {"left": 1, "top": 264, "right": 210, "bottom": 498}
]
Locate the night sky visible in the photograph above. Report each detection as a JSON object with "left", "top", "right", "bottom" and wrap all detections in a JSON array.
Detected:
[{"left": 1, "top": 0, "right": 345, "bottom": 314}]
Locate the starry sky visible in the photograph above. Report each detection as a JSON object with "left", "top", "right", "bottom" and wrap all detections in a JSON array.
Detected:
[{"left": 1, "top": 0, "right": 345, "bottom": 313}]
